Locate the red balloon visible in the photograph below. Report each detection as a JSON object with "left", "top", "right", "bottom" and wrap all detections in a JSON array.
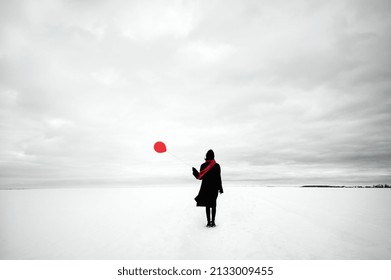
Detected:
[{"left": 154, "top": 141, "right": 167, "bottom": 153}]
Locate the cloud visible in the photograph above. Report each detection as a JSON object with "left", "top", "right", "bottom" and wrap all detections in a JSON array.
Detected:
[
  {"left": 0, "top": 0, "right": 390, "bottom": 187},
  {"left": 178, "top": 41, "right": 236, "bottom": 65},
  {"left": 91, "top": 68, "right": 124, "bottom": 86},
  {"left": 115, "top": 0, "right": 200, "bottom": 41}
]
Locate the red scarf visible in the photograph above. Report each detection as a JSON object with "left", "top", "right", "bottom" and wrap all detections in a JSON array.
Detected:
[{"left": 198, "top": 160, "right": 216, "bottom": 180}]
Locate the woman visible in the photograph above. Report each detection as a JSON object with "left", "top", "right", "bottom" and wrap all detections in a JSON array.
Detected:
[{"left": 192, "top": 149, "right": 224, "bottom": 227}]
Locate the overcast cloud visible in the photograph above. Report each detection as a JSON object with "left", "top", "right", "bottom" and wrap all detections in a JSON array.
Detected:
[{"left": 1, "top": 0, "right": 390, "bottom": 187}]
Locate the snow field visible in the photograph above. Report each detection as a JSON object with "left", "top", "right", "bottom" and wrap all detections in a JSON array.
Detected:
[{"left": 1, "top": 186, "right": 390, "bottom": 259}]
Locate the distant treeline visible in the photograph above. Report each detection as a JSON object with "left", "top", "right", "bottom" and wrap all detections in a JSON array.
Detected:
[{"left": 301, "top": 184, "right": 390, "bottom": 188}]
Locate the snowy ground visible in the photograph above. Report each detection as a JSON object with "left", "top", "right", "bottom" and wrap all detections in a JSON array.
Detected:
[{"left": 1, "top": 186, "right": 390, "bottom": 259}]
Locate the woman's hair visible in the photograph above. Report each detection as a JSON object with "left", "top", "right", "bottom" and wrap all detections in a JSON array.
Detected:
[{"left": 205, "top": 149, "right": 215, "bottom": 160}]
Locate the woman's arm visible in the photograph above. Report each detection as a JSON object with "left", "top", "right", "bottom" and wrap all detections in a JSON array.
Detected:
[{"left": 218, "top": 165, "right": 223, "bottom": 193}]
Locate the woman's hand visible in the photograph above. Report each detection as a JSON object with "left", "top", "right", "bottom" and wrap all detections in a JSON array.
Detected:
[{"left": 192, "top": 167, "right": 199, "bottom": 178}]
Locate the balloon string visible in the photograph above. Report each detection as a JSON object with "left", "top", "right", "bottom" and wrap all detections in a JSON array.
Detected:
[{"left": 167, "top": 151, "right": 192, "bottom": 167}]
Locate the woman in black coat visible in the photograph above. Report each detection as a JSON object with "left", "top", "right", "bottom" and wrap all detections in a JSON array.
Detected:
[{"left": 192, "top": 149, "right": 223, "bottom": 227}]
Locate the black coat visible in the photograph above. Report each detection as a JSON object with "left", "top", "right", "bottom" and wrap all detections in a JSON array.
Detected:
[{"left": 193, "top": 162, "right": 223, "bottom": 207}]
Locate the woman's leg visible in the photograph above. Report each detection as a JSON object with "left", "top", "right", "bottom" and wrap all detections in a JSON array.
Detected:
[
  {"left": 205, "top": 207, "right": 211, "bottom": 224},
  {"left": 212, "top": 207, "right": 216, "bottom": 223}
]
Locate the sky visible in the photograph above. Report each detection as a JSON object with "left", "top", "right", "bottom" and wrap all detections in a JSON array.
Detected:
[{"left": 0, "top": 0, "right": 390, "bottom": 188}]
